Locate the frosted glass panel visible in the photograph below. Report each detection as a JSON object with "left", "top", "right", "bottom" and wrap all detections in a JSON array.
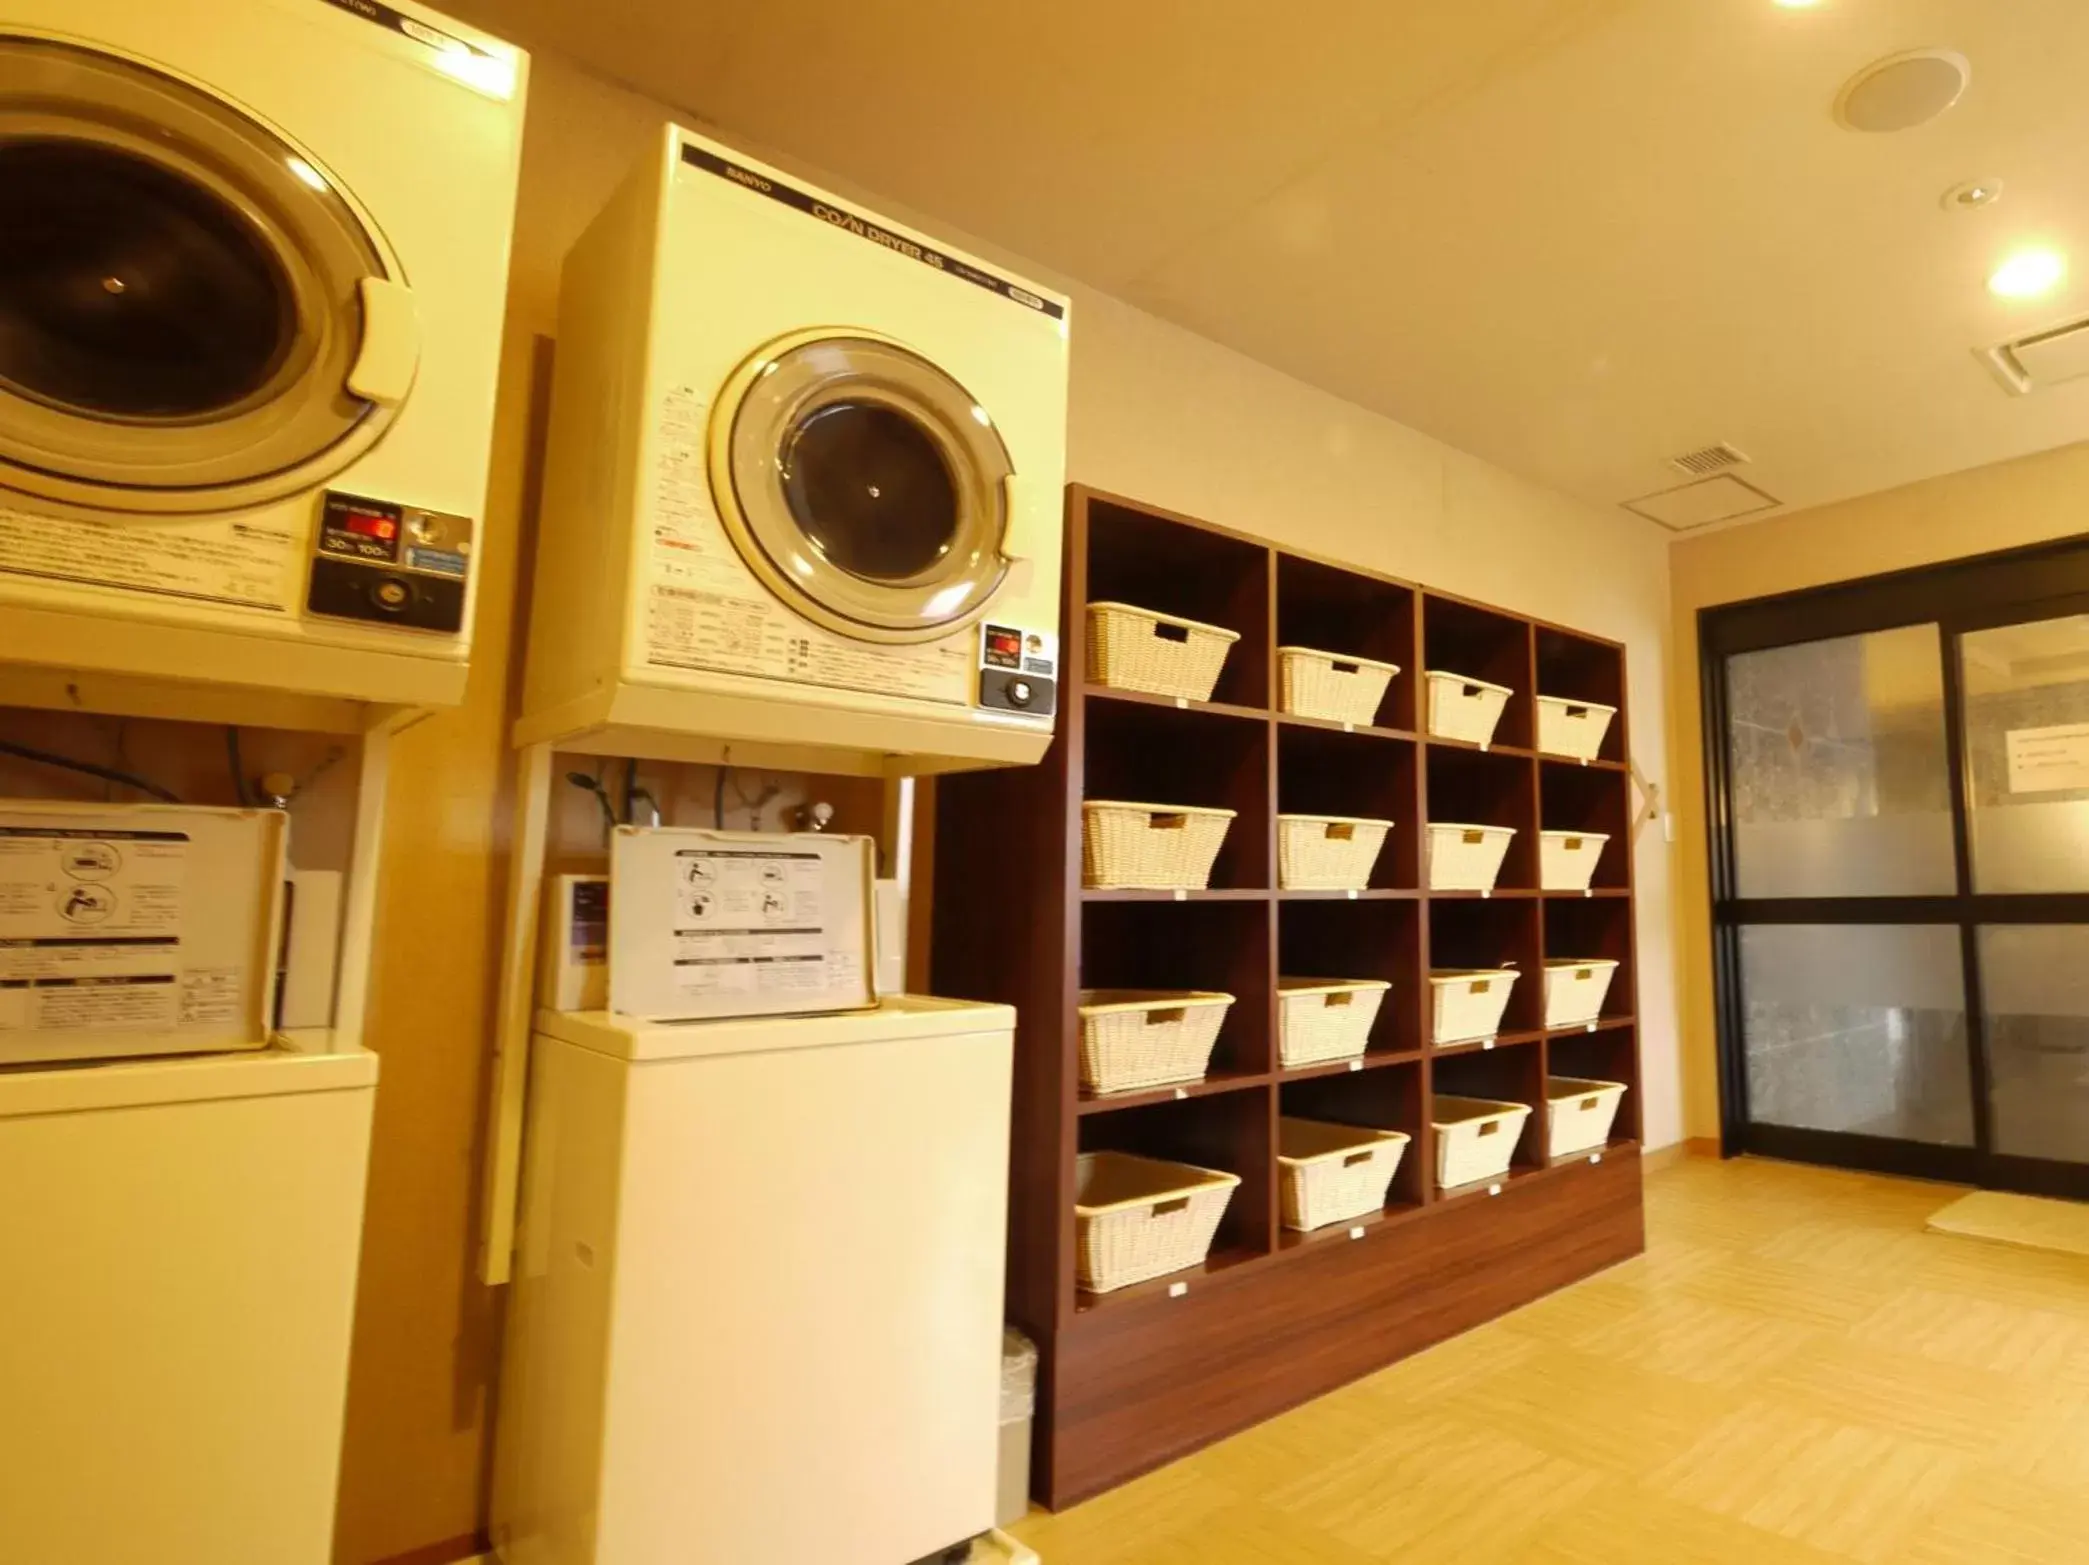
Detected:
[
  {"left": 1979, "top": 926, "right": 2089, "bottom": 1164},
  {"left": 1726, "top": 627, "right": 1955, "bottom": 897},
  {"left": 1740, "top": 924, "right": 1972, "bottom": 1145},
  {"left": 1962, "top": 616, "right": 2089, "bottom": 892}
]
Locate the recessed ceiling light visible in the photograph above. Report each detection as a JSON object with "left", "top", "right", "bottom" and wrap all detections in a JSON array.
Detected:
[
  {"left": 1943, "top": 179, "right": 2004, "bottom": 211},
  {"left": 1773, "top": 0, "right": 1822, "bottom": 8},
  {"left": 1989, "top": 248, "right": 2068, "bottom": 299}
]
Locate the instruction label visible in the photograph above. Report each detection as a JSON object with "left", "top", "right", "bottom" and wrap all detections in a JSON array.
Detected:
[
  {"left": 667, "top": 846, "right": 862, "bottom": 1004},
  {"left": 0, "top": 827, "right": 194, "bottom": 1033},
  {"left": 0, "top": 509, "right": 296, "bottom": 612},
  {"left": 642, "top": 387, "right": 973, "bottom": 703},
  {"left": 2006, "top": 724, "right": 2089, "bottom": 794}
]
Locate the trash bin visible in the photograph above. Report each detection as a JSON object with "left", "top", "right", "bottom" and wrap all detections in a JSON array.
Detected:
[{"left": 997, "top": 1328, "right": 1038, "bottom": 1526}]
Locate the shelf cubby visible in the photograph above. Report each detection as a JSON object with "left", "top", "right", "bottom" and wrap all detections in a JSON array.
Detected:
[
  {"left": 1082, "top": 899, "right": 1273, "bottom": 1081},
  {"left": 1277, "top": 898, "right": 1420, "bottom": 1059},
  {"left": 1276, "top": 725, "right": 1418, "bottom": 889},
  {"left": 1424, "top": 746, "right": 1539, "bottom": 890},
  {"left": 1535, "top": 628, "right": 1627, "bottom": 765},
  {"left": 1539, "top": 760, "right": 1631, "bottom": 891},
  {"left": 1083, "top": 495, "right": 1270, "bottom": 709},
  {"left": 1274, "top": 555, "right": 1418, "bottom": 732},
  {"left": 1076, "top": 1089, "right": 1275, "bottom": 1279},
  {"left": 1279, "top": 1062, "right": 1426, "bottom": 1221},
  {"left": 932, "top": 486, "right": 1642, "bottom": 1510},
  {"left": 1421, "top": 595, "right": 1534, "bottom": 750}
]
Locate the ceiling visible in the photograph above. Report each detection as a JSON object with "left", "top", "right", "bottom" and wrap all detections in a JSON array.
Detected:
[{"left": 463, "top": 0, "right": 2089, "bottom": 533}]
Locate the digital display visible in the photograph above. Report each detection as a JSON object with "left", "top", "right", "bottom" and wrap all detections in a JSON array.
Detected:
[
  {"left": 344, "top": 512, "right": 398, "bottom": 540},
  {"left": 986, "top": 630, "right": 1021, "bottom": 658}
]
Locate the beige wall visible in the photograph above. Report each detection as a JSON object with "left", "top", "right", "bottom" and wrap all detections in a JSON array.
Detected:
[
  {"left": 1667, "top": 439, "right": 2089, "bottom": 1144},
  {"left": 334, "top": 44, "right": 1684, "bottom": 1564}
]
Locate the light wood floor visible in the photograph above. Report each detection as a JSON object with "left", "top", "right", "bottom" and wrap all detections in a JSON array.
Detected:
[{"left": 1012, "top": 1154, "right": 2089, "bottom": 1563}]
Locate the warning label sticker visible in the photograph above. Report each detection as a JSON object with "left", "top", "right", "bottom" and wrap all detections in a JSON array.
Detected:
[
  {"left": 666, "top": 847, "right": 862, "bottom": 1004},
  {"left": 0, "top": 510, "right": 296, "bottom": 612},
  {"left": 0, "top": 828, "right": 193, "bottom": 1033},
  {"left": 641, "top": 387, "right": 972, "bottom": 704}
]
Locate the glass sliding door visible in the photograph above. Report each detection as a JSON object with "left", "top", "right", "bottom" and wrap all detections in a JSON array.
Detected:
[{"left": 1704, "top": 545, "right": 2089, "bottom": 1196}]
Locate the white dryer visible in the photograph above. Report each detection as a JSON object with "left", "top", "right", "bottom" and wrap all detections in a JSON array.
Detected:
[
  {"left": 0, "top": 0, "right": 526, "bottom": 711},
  {"left": 522, "top": 125, "right": 1069, "bottom": 773}
]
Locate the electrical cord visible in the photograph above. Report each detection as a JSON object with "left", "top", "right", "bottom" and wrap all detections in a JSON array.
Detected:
[{"left": 0, "top": 739, "right": 180, "bottom": 803}]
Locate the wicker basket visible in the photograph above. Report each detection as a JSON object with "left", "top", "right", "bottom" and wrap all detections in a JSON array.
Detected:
[
  {"left": 1542, "top": 959, "right": 1620, "bottom": 1030},
  {"left": 1426, "top": 822, "right": 1516, "bottom": 892},
  {"left": 1425, "top": 671, "right": 1513, "bottom": 747},
  {"left": 1430, "top": 967, "right": 1520, "bottom": 1045},
  {"left": 1278, "top": 647, "right": 1400, "bottom": 726},
  {"left": 1278, "top": 813, "right": 1392, "bottom": 891},
  {"left": 1536, "top": 696, "right": 1617, "bottom": 761},
  {"left": 1082, "top": 801, "right": 1236, "bottom": 889},
  {"left": 1546, "top": 1077, "right": 1628, "bottom": 1159},
  {"left": 1087, "top": 602, "right": 1240, "bottom": 702},
  {"left": 1539, "top": 830, "right": 1609, "bottom": 892},
  {"left": 1277, "top": 1118, "right": 1411, "bottom": 1231},
  {"left": 1277, "top": 977, "right": 1390, "bottom": 1066},
  {"left": 1074, "top": 1151, "right": 1240, "bottom": 1293},
  {"left": 1076, "top": 989, "right": 1235, "bottom": 1094},
  {"left": 1431, "top": 1095, "right": 1532, "bottom": 1190}
]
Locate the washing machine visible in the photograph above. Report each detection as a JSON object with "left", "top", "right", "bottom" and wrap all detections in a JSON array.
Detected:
[
  {"left": 520, "top": 125, "right": 1069, "bottom": 773},
  {"left": 0, "top": 0, "right": 526, "bottom": 711}
]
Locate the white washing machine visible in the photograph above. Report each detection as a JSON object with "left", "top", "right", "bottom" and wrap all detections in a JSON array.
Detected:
[
  {"left": 492, "top": 998, "right": 1014, "bottom": 1565},
  {"left": 521, "top": 125, "right": 1069, "bottom": 773},
  {"left": 0, "top": 0, "right": 526, "bottom": 710}
]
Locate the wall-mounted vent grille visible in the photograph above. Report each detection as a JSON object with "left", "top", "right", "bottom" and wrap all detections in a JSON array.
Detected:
[{"left": 1669, "top": 442, "right": 1750, "bottom": 478}]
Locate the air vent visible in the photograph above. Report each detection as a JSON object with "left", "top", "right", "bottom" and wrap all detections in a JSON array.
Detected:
[
  {"left": 1623, "top": 474, "right": 1781, "bottom": 532},
  {"left": 1981, "top": 316, "right": 2089, "bottom": 397},
  {"left": 1669, "top": 442, "right": 1750, "bottom": 478}
]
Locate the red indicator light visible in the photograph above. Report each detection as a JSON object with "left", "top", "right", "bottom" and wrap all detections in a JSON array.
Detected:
[{"left": 344, "top": 512, "right": 397, "bottom": 540}]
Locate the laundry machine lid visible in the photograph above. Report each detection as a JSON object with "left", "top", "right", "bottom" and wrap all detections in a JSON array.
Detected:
[
  {"left": 0, "top": 34, "right": 415, "bottom": 515},
  {"left": 710, "top": 331, "right": 1016, "bottom": 645}
]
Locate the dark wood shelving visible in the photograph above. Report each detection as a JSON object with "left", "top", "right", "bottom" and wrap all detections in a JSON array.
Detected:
[
  {"left": 932, "top": 485, "right": 1643, "bottom": 1510},
  {"left": 1076, "top": 1068, "right": 1270, "bottom": 1115}
]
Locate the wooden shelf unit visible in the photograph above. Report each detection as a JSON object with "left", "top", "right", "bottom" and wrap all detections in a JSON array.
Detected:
[{"left": 931, "top": 486, "right": 1645, "bottom": 1509}]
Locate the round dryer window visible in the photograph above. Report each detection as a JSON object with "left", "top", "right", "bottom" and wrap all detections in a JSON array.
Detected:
[
  {"left": 0, "top": 35, "right": 418, "bottom": 516},
  {"left": 711, "top": 332, "right": 1015, "bottom": 644}
]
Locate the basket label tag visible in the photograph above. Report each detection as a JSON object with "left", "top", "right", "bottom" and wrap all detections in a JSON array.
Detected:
[
  {"left": 1349, "top": 1225, "right": 1366, "bottom": 1240},
  {"left": 1175, "top": 697, "right": 1187, "bottom": 710},
  {"left": 1482, "top": 1039, "right": 1495, "bottom": 1050},
  {"left": 1348, "top": 1059, "right": 1362, "bottom": 1072},
  {"left": 1172, "top": 889, "right": 1186, "bottom": 902},
  {"left": 1591, "top": 1152, "right": 1603, "bottom": 1165},
  {"left": 1167, "top": 1281, "right": 1189, "bottom": 1299},
  {"left": 1173, "top": 1087, "right": 1187, "bottom": 1100},
  {"left": 1487, "top": 1183, "right": 1503, "bottom": 1197}
]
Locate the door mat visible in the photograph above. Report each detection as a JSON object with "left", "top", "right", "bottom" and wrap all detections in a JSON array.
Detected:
[{"left": 1927, "top": 1190, "right": 2089, "bottom": 1258}]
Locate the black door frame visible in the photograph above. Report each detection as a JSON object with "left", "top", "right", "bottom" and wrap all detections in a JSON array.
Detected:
[{"left": 1702, "top": 533, "right": 2089, "bottom": 1199}]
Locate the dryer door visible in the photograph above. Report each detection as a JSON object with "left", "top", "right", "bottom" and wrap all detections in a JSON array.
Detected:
[
  {"left": 0, "top": 36, "right": 417, "bottom": 517},
  {"left": 711, "top": 332, "right": 1015, "bottom": 645}
]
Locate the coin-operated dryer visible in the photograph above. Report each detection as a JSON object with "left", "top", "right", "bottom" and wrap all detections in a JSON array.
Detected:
[{"left": 522, "top": 125, "right": 1070, "bottom": 773}]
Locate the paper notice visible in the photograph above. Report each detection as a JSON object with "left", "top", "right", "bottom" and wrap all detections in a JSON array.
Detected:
[
  {"left": 2005, "top": 724, "right": 2089, "bottom": 794},
  {"left": 667, "top": 846, "right": 858, "bottom": 1003}
]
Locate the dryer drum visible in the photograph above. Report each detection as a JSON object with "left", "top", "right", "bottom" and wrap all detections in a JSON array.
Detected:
[
  {"left": 0, "top": 34, "right": 411, "bottom": 516},
  {"left": 713, "top": 330, "right": 1017, "bottom": 643}
]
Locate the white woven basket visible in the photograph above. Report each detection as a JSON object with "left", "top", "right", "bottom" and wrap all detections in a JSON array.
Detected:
[
  {"left": 1429, "top": 967, "right": 1520, "bottom": 1045},
  {"left": 1546, "top": 1077, "right": 1627, "bottom": 1159},
  {"left": 1536, "top": 696, "right": 1617, "bottom": 761},
  {"left": 1278, "top": 813, "right": 1392, "bottom": 891},
  {"left": 1539, "top": 830, "right": 1609, "bottom": 892},
  {"left": 1082, "top": 801, "right": 1236, "bottom": 889},
  {"left": 1278, "top": 647, "right": 1401, "bottom": 726},
  {"left": 1431, "top": 1095, "right": 1531, "bottom": 1190},
  {"left": 1277, "top": 977, "right": 1390, "bottom": 1066},
  {"left": 1087, "top": 602, "right": 1240, "bottom": 702},
  {"left": 1426, "top": 822, "right": 1516, "bottom": 892},
  {"left": 1077, "top": 989, "right": 1235, "bottom": 1094},
  {"left": 1425, "top": 670, "right": 1513, "bottom": 747},
  {"left": 1277, "top": 1118, "right": 1411, "bottom": 1231},
  {"left": 1542, "top": 959, "right": 1620, "bottom": 1030},
  {"left": 1074, "top": 1151, "right": 1240, "bottom": 1293}
]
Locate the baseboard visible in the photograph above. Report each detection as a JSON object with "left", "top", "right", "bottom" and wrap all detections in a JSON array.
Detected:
[{"left": 1641, "top": 1137, "right": 1719, "bottom": 1174}]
